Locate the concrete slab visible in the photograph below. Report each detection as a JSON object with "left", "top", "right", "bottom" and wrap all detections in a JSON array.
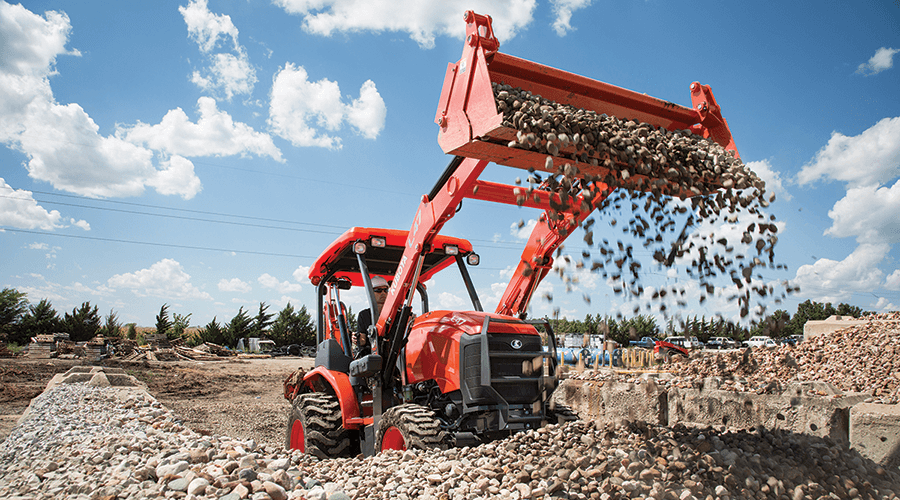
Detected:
[
  {"left": 559, "top": 377, "right": 667, "bottom": 426},
  {"left": 667, "top": 379, "right": 867, "bottom": 443},
  {"left": 850, "top": 403, "right": 900, "bottom": 468}
]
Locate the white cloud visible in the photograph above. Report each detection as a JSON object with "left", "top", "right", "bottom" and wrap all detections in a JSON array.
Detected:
[
  {"left": 856, "top": 47, "right": 899, "bottom": 76},
  {"left": 550, "top": 0, "right": 591, "bottom": 36},
  {"left": 746, "top": 159, "right": 790, "bottom": 201},
  {"left": 179, "top": 0, "right": 239, "bottom": 53},
  {"left": 258, "top": 273, "right": 303, "bottom": 294},
  {"left": 270, "top": 294, "right": 302, "bottom": 309},
  {"left": 268, "top": 63, "right": 386, "bottom": 149},
  {"left": 292, "top": 265, "right": 311, "bottom": 283},
  {"left": 510, "top": 218, "right": 537, "bottom": 239},
  {"left": 119, "top": 97, "right": 282, "bottom": 161},
  {"left": 191, "top": 52, "right": 256, "bottom": 100},
  {"left": 0, "top": 177, "right": 62, "bottom": 229},
  {"left": 107, "top": 258, "right": 212, "bottom": 300},
  {"left": 180, "top": 0, "right": 256, "bottom": 99},
  {"left": 273, "top": 0, "right": 536, "bottom": 49},
  {"left": 885, "top": 269, "right": 900, "bottom": 291},
  {"left": 144, "top": 155, "right": 202, "bottom": 200},
  {"left": 873, "top": 297, "right": 897, "bottom": 312},
  {"left": 825, "top": 179, "right": 900, "bottom": 245},
  {"left": 797, "top": 117, "right": 900, "bottom": 188},
  {"left": 345, "top": 80, "right": 388, "bottom": 140},
  {"left": 436, "top": 291, "right": 466, "bottom": 309},
  {"left": 218, "top": 278, "right": 252, "bottom": 293},
  {"left": 0, "top": 3, "right": 210, "bottom": 200},
  {"left": 27, "top": 242, "right": 48, "bottom": 250},
  {"left": 792, "top": 244, "right": 889, "bottom": 303},
  {"left": 0, "top": 178, "right": 91, "bottom": 230},
  {"left": 69, "top": 218, "right": 90, "bottom": 230}
]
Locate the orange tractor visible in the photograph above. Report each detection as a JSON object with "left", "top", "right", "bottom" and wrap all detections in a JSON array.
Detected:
[{"left": 283, "top": 11, "right": 740, "bottom": 457}]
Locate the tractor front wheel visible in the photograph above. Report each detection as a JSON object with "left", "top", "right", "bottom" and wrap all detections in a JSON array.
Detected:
[
  {"left": 285, "top": 392, "right": 352, "bottom": 459},
  {"left": 376, "top": 404, "right": 445, "bottom": 453}
]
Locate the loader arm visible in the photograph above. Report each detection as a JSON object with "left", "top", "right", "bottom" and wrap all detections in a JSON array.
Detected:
[
  {"left": 495, "top": 203, "right": 598, "bottom": 318},
  {"left": 375, "top": 157, "right": 489, "bottom": 365}
]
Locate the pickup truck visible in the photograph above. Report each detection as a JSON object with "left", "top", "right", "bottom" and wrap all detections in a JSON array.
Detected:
[{"left": 630, "top": 337, "right": 659, "bottom": 349}]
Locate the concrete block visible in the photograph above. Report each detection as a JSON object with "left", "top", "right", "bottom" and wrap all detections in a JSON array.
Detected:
[
  {"left": 559, "top": 376, "right": 667, "bottom": 426},
  {"left": 850, "top": 403, "right": 900, "bottom": 467},
  {"left": 666, "top": 379, "right": 866, "bottom": 443}
]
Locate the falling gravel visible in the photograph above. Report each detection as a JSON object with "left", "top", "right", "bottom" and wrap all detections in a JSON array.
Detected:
[{"left": 491, "top": 82, "right": 795, "bottom": 319}]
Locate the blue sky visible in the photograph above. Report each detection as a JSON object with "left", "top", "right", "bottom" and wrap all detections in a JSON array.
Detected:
[{"left": 1, "top": 0, "right": 899, "bottom": 328}]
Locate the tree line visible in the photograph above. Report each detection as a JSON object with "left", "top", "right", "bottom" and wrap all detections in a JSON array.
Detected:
[
  {"left": 545, "top": 300, "right": 866, "bottom": 346},
  {"left": 0, "top": 286, "right": 869, "bottom": 349},
  {"left": 0, "top": 287, "right": 314, "bottom": 349}
]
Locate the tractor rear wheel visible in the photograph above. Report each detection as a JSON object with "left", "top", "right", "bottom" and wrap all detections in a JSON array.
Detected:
[
  {"left": 376, "top": 404, "right": 446, "bottom": 452},
  {"left": 285, "top": 392, "right": 352, "bottom": 458}
]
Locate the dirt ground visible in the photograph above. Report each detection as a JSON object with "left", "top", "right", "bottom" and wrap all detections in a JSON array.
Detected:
[{"left": 0, "top": 356, "right": 315, "bottom": 449}]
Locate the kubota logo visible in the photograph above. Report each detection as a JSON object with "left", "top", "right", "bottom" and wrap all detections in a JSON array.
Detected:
[{"left": 510, "top": 339, "right": 523, "bottom": 349}]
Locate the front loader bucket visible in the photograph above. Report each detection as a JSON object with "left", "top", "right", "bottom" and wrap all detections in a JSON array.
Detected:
[{"left": 436, "top": 12, "right": 743, "bottom": 197}]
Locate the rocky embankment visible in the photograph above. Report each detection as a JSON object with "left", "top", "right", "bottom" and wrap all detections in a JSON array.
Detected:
[
  {"left": 2, "top": 380, "right": 899, "bottom": 500},
  {"left": 570, "top": 313, "right": 900, "bottom": 405}
]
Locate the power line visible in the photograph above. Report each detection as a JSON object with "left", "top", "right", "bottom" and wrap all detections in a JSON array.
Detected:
[
  {"left": 0, "top": 194, "right": 345, "bottom": 236},
  {"left": 1, "top": 227, "right": 315, "bottom": 258}
]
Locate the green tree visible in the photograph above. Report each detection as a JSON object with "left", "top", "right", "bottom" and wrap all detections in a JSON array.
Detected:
[
  {"left": 751, "top": 309, "right": 791, "bottom": 338},
  {"left": 252, "top": 302, "right": 274, "bottom": 338},
  {"left": 0, "top": 287, "right": 29, "bottom": 343},
  {"left": 15, "top": 298, "right": 60, "bottom": 345},
  {"left": 836, "top": 303, "right": 863, "bottom": 318},
  {"left": 62, "top": 302, "right": 101, "bottom": 342},
  {"left": 346, "top": 305, "right": 357, "bottom": 333},
  {"left": 226, "top": 306, "right": 252, "bottom": 348},
  {"left": 102, "top": 309, "right": 122, "bottom": 338},
  {"left": 269, "top": 303, "right": 315, "bottom": 346},
  {"left": 170, "top": 312, "right": 192, "bottom": 340},
  {"left": 198, "top": 317, "right": 226, "bottom": 346},
  {"left": 784, "top": 300, "right": 836, "bottom": 337},
  {"left": 126, "top": 323, "right": 138, "bottom": 340},
  {"left": 155, "top": 304, "right": 172, "bottom": 338}
]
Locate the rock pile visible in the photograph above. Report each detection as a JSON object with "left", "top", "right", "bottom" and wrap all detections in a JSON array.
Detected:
[
  {"left": 667, "top": 314, "right": 900, "bottom": 404},
  {"left": 491, "top": 83, "right": 791, "bottom": 319},
  {"left": 3, "top": 382, "right": 899, "bottom": 500}
]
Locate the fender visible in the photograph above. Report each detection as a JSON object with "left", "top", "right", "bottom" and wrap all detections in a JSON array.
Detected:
[{"left": 302, "top": 366, "right": 361, "bottom": 428}]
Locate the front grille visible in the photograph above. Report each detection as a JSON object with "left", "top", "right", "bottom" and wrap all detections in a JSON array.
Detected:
[{"left": 461, "top": 333, "right": 542, "bottom": 405}]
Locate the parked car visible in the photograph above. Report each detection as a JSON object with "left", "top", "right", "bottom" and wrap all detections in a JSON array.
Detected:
[
  {"left": 781, "top": 334, "right": 803, "bottom": 346},
  {"left": 706, "top": 337, "right": 735, "bottom": 349},
  {"left": 745, "top": 336, "right": 777, "bottom": 348},
  {"left": 689, "top": 336, "right": 704, "bottom": 349},
  {"left": 630, "top": 336, "right": 659, "bottom": 349}
]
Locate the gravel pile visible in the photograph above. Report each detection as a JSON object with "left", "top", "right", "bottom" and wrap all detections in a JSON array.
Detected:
[
  {"left": 3, "top": 382, "right": 899, "bottom": 499},
  {"left": 0, "top": 384, "right": 337, "bottom": 500},
  {"left": 569, "top": 313, "right": 900, "bottom": 404},
  {"left": 670, "top": 313, "right": 900, "bottom": 404}
]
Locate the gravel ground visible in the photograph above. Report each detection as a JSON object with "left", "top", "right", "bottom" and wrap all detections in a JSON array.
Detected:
[{"left": 1, "top": 375, "right": 899, "bottom": 500}]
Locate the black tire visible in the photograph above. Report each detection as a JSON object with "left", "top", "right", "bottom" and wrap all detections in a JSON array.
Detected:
[
  {"left": 285, "top": 392, "right": 352, "bottom": 458},
  {"left": 376, "top": 404, "right": 446, "bottom": 452},
  {"left": 287, "top": 344, "right": 301, "bottom": 356}
]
